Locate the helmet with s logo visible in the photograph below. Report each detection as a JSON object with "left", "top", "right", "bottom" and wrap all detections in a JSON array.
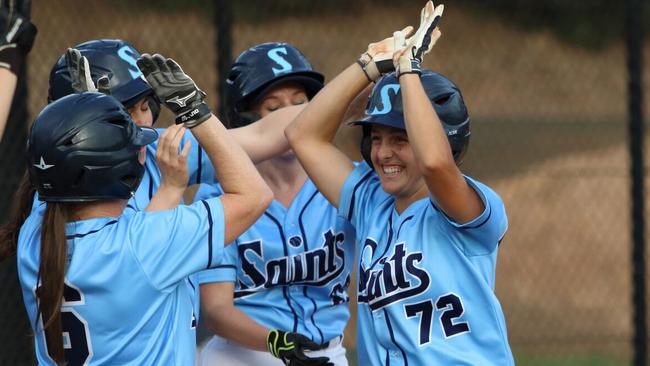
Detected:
[
  {"left": 226, "top": 42, "right": 324, "bottom": 128},
  {"left": 48, "top": 39, "right": 161, "bottom": 123},
  {"left": 354, "top": 70, "right": 471, "bottom": 166}
]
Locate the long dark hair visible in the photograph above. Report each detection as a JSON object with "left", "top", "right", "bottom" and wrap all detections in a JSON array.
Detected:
[
  {"left": 0, "top": 169, "right": 70, "bottom": 364},
  {"left": 0, "top": 171, "right": 36, "bottom": 260},
  {"left": 36, "top": 202, "right": 71, "bottom": 364}
]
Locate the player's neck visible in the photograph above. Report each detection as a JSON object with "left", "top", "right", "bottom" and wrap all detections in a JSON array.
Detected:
[
  {"left": 69, "top": 199, "right": 129, "bottom": 221},
  {"left": 394, "top": 185, "right": 429, "bottom": 214},
  {"left": 257, "top": 158, "right": 307, "bottom": 208}
]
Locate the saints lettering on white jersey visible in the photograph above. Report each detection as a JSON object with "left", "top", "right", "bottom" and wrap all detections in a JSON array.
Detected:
[
  {"left": 194, "top": 178, "right": 355, "bottom": 345},
  {"left": 339, "top": 163, "right": 514, "bottom": 366}
]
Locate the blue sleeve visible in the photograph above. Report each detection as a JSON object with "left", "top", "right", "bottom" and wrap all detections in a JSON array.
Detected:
[
  {"left": 433, "top": 176, "right": 508, "bottom": 256},
  {"left": 195, "top": 242, "right": 238, "bottom": 285},
  {"left": 338, "top": 162, "right": 388, "bottom": 242},
  {"left": 193, "top": 183, "right": 224, "bottom": 203},
  {"left": 127, "top": 197, "right": 225, "bottom": 291},
  {"left": 182, "top": 130, "right": 217, "bottom": 185}
]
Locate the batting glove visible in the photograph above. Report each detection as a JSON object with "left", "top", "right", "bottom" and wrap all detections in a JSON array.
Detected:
[
  {"left": 357, "top": 25, "right": 414, "bottom": 82},
  {"left": 394, "top": 1, "right": 443, "bottom": 78},
  {"left": 65, "top": 48, "right": 111, "bottom": 95},
  {"left": 267, "top": 329, "right": 334, "bottom": 366},
  {"left": 136, "top": 53, "right": 212, "bottom": 128},
  {"left": 0, "top": 0, "right": 37, "bottom": 74}
]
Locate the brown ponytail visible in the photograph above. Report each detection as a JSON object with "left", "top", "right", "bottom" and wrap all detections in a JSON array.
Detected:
[
  {"left": 0, "top": 171, "right": 36, "bottom": 261},
  {"left": 36, "top": 202, "right": 71, "bottom": 365}
]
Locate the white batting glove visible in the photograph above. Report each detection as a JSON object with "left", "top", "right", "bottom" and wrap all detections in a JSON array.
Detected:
[
  {"left": 357, "top": 25, "right": 414, "bottom": 82},
  {"left": 394, "top": 1, "right": 444, "bottom": 78}
]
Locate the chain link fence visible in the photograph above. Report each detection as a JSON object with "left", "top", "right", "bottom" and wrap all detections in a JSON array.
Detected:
[{"left": 1, "top": 1, "right": 648, "bottom": 365}]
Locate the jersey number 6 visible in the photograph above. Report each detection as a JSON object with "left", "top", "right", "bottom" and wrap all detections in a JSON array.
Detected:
[
  {"left": 404, "top": 293, "right": 470, "bottom": 345},
  {"left": 37, "top": 283, "right": 92, "bottom": 365}
]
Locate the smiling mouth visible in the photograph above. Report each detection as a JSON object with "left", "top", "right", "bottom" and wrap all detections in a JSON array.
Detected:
[{"left": 382, "top": 165, "right": 403, "bottom": 177}]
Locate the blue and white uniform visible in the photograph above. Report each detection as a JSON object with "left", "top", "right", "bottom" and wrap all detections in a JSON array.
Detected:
[
  {"left": 340, "top": 163, "right": 513, "bottom": 366},
  {"left": 195, "top": 178, "right": 355, "bottom": 365},
  {"left": 17, "top": 198, "right": 225, "bottom": 365}
]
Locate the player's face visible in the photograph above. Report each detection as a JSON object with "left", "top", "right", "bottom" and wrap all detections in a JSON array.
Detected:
[
  {"left": 127, "top": 97, "right": 154, "bottom": 127},
  {"left": 254, "top": 81, "right": 308, "bottom": 118},
  {"left": 370, "top": 124, "right": 427, "bottom": 200},
  {"left": 254, "top": 82, "right": 308, "bottom": 160}
]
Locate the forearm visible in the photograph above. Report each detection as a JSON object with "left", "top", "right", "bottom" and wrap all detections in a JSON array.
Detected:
[
  {"left": 400, "top": 74, "right": 454, "bottom": 170},
  {"left": 286, "top": 63, "right": 368, "bottom": 144},
  {"left": 204, "top": 304, "right": 270, "bottom": 351},
  {"left": 191, "top": 115, "right": 267, "bottom": 197},
  {"left": 0, "top": 69, "right": 17, "bottom": 141},
  {"left": 144, "top": 184, "right": 184, "bottom": 212},
  {"left": 229, "top": 104, "right": 305, "bottom": 163}
]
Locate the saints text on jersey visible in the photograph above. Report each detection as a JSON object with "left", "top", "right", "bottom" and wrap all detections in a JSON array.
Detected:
[
  {"left": 358, "top": 239, "right": 430, "bottom": 311},
  {"left": 235, "top": 229, "right": 346, "bottom": 297}
]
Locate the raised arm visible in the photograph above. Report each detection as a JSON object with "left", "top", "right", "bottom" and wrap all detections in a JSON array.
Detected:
[
  {"left": 137, "top": 54, "right": 272, "bottom": 243},
  {"left": 229, "top": 104, "right": 305, "bottom": 163},
  {"left": 284, "top": 65, "right": 363, "bottom": 207},
  {"left": 285, "top": 26, "right": 413, "bottom": 207},
  {"left": 0, "top": 1, "right": 37, "bottom": 141},
  {"left": 394, "top": 2, "right": 483, "bottom": 223}
]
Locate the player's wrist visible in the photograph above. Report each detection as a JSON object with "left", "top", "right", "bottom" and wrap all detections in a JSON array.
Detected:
[
  {"left": 155, "top": 182, "right": 186, "bottom": 199},
  {"left": 175, "top": 102, "right": 212, "bottom": 128},
  {"left": 0, "top": 46, "right": 23, "bottom": 75}
]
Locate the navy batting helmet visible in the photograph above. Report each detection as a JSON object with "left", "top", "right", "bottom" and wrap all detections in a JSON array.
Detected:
[
  {"left": 27, "top": 92, "right": 158, "bottom": 202},
  {"left": 355, "top": 70, "right": 471, "bottom": 167},
  {"left": 47, "top": 39, "right": 161, "bottom": 123},
  {"left": 226, "top": 42, "right": 324, "bottom": 128}
]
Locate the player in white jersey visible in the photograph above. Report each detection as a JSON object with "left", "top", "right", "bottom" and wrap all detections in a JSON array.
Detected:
[
  {"left": 286, "top": 2, "right": 514, "bottom": 365},
  {"left": 196, "top": 43, "right": 355, "bottom": 366},
  {"left": 7, "top": 49, "right": 273, "bottom": 365}
]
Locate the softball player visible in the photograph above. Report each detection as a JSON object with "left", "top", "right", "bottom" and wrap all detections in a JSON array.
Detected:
[
  {"left": 15, "top": 49, "right": 272, "bottom": 365},
  {"left": 44, "top": 39, "right": 301, "bottom": 212},
  {"left": 195, "top": 43, "right": 355, "bottom": 366},
  {"left": 285, "top": 2, "right": 514, "bottom": 365},
  {"left": 0, "top": 0, "right": 36, "bottom": 140}
]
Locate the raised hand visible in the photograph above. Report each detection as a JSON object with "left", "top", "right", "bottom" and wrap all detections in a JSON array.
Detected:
[
  {"left": 155, "top": 123, "right": 191, "bottom": 191},
  {"left": 65, "top": 48, "right": 111, "bottom": 95},
  {"left": 357, "top": 25, "right": 414, "bottom": 82},
  {"left": 136, "top": 53, "right": 212, "bottom": 128},
  {"left": 394, "top": 1, "right": 444, "bottom": 77},
  {"left": 0, "top": 0, "right": 37, "bottom": 74}
]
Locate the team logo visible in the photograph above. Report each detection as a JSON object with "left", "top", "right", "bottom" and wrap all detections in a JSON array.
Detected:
[
  {"left": 370, "top": 84, "right": 400, "bottom": 115},
  {"left": 357, "top": 240, "right": 430, "bottom": 311},
  {"left": 166, "top": 91, "right": 196, "bottom": 108},
  {"left": 267, "top": 47, "right": 293, "bottom": 76},
  {"left": 34, "top": 157, "right": 54, "bottom": 170},
  {"left": 235, "top": 229, "right": 346, "bottom": 298},
  {"left": 117, "top": 45, "right": 143, "bottom": 79}
]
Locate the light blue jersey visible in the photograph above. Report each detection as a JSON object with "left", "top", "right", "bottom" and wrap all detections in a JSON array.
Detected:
[
  {"left": 340, "top": 163, "right": 513, "bottom": 366},
  {"left": 17, "top": 198, "right": 224, "bottom": 365},
  {"left": 194, "top": 178, "right": 356, "bottom": 345}
]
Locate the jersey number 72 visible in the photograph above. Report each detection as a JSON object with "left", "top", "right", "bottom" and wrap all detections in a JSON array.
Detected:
[{"left": 404, "top": 293, "right": 470, "bottom": 345}]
